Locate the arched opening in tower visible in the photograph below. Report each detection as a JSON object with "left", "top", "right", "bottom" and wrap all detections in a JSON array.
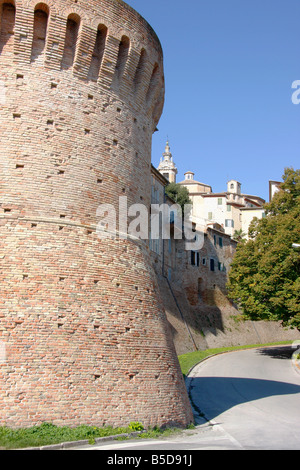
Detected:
[
  {"left": 115, "top": 35, "right": 130, "bottom": 81},
  {"left": 146, "top": 63, "right": 160, "bottom": 104},
  {"left": 30, "top": 5, "right": 49, "bottom": 63},
  {"left": 133, "top": 47, "right": 147, "bottom": 92},
  {"left": 61, "top": 14, "right": 80, "bottom": 70},
  {"left": 0, "top": 2, "right": 16, "bottom": 56},
  {"left": 88, "top": 24, "right": 107, "bottom": 82}
]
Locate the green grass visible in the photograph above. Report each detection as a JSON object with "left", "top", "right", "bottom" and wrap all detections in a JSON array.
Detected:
[
  {"left": 0, "top": 421, "right": 183, "bottom": 450},
  {"left": 0, "top": 422, "right": 140, "bottom": 449},
  {"left": 178, "top": 341, "right": 294, "bottom": 376}
]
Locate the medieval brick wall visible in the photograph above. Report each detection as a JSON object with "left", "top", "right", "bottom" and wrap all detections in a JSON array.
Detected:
[{"left": 0, "top": 0, "right": 193, "bottom": 429}]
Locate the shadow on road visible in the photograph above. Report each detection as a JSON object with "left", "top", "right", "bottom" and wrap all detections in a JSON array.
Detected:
[
  {"left": 255, "top": 345, "right": 294, "bottom": 360},
  {"left": 189, "top": 376, "right": 300, "bottom": 419}
]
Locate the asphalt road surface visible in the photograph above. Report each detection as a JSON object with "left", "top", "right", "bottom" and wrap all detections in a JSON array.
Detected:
[{"left": 72, "top": 345, "right": 300, "bottom": 451}]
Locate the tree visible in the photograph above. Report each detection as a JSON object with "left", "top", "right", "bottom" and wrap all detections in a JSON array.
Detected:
[
  {"left": 232, "top": 229, "right": 247, "bottom": 243},
  {"left": 165, "top": 182, "right": 192, "bottom": 214},
  {"left": 227, "top": 168, "right": 300, "bottom": 330}
]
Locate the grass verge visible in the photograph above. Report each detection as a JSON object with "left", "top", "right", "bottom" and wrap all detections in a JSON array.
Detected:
[
  {"left": 178, "top": 341, "right": 294, "bottom": 377},
  {"left": 0, "top": 421, "right": 183, "bottom": 450}
]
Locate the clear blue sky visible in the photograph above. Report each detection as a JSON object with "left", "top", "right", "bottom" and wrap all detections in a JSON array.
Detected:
[{"left": 126, "top": 0, "right": 299, "bottom": 201}]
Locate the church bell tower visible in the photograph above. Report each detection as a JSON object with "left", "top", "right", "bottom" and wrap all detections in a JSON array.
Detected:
[{"left": 157, "top": 140, "right": 178, "bottom": 183}]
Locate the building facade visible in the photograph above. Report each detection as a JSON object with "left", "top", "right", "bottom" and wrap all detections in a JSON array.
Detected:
[
  {"left": 151, "top": 164, "right": 237, "bottom": 306},
  {"left": 177, "top": 172, "right": 265, "bottom": 238},
  {"left": 154, "top": 147, "right": 299, "bottom": 355}
]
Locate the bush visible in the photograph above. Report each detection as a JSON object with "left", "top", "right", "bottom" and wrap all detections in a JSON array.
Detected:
[{"left": 128, "top": 422, "right": 144, "bottom": 432}]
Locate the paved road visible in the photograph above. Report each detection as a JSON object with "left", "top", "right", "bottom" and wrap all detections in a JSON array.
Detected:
[
  {"left": 72, "top": 345, "right": 300, "bottom": 451},
  {"left": 188, "top": 344, "right": 300, "bottom": 450}
]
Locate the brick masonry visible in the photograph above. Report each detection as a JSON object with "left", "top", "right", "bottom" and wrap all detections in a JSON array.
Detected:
[
  {"left": 154, "top": 227, "right": 300, "bottom": 355},
  {"left": 0, "top": 0, "right": 193, "bottom": 428}
]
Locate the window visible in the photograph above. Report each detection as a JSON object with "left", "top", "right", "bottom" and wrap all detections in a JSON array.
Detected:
[
  {"left": 149, "top": 234, "right": 160, "bottom": 254},
  {"left": 225, "top": 219, "right": 234, "bottom": 228},
  {"left": 218, "top": 198, "right": 222, "bottom": 205},
  {"left": 191, "top": 251, "right": 200, "bottom": 266},
  {"left": 202, "top": 257, "right": 206, "bottom": 266},
  {"left": 210, "top": 259, "right": 215, "bottom": 271},
  {"left": 227, "top": 204, "right": 231, "bottom": 212},
  {"left": 213, "top": 235, "right": 217, "bottom": 246},
  {"left": 208, "top": 212, "right": 213, "bottom": 220},
  {"left": 151, "top": 186, "right": 159, "bottom": 204},
  {"left": 219, "top": 237, "right": 223, "bottom": 248}
]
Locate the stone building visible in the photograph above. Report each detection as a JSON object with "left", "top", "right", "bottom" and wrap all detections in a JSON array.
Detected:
[
  {"left": 0, "top": 0, "right": 193, "bottom": 429},
  {"left": 178, "top": 172, "right": 265, "bottom": 238},
  {"left": 151, "top": 158, "right": 237, "bottom": 287},
  {"left": 154, "top": 146, "right": 299, "bottom": 354},
  {"left": 150, "top": 165, "right": 177, "bottom": 281}
]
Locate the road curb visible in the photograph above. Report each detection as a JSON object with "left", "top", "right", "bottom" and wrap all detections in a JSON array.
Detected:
[{"left": 19, "top": 431, "right": 147, "bottom": 450}]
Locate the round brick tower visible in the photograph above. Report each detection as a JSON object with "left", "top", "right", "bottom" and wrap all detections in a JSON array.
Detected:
[{"left": 0, "top": 0, "right": 193, "bottom": 428}]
